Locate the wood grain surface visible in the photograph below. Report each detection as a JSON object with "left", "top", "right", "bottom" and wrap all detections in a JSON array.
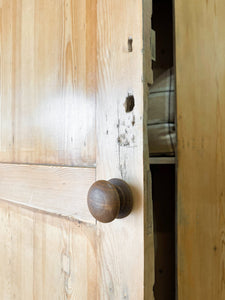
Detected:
[
  {"left": 0, "top": 200, "right": 97, "bottom": 299},
  {"left": 87, "top": 179, "right": 133, "bottom": 223},
  {"left": 0, "top": 0, "right": 154, "bottom": 298},
  {"left": 0, "top": 0, "right": 96, "bottom": 167},
  {"left": 0, "top": 163, "right": 95, "bottom": 223},
  {"left": 96, "top": 0, "right": 154, "bottom": 298},
  {"left": 87, "top": 180, "right": 121, "bottom": 223},
  {"left": 175, "top": 0, "right": 225, "bottom": 298}
]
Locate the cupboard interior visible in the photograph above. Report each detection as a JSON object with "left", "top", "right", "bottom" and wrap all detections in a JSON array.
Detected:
[{"left": 150, "top": 0, "right": 176, "bottom": 299}]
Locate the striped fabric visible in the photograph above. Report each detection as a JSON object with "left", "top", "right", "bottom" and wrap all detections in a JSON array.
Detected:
[{"left": 148, "top": 68, "right": 176, "bottom": 156}]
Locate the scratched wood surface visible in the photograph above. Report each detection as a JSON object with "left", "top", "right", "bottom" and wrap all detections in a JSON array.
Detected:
[
  {"left": 175, "top": 0, "right": 225, "bottom": 298},
  {"left": 0, "top": 200, "right": 97, "bottom": 299},
  {"left": 96, "top": 0, "right": 154, "bottom": 299},
  {"left": 0, "top": 0, "right": 96, "bottom": 167},
  {"left": 0, "top": 0, "right": 154, "bottom": 299}
]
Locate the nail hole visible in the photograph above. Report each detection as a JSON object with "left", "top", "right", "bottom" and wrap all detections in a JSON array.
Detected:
[
  {"left": 128, "top": 37, "right": 133, "bottom": 52},
  {"left": 124, "top": 95, "right": 135, "bottom": 113}
]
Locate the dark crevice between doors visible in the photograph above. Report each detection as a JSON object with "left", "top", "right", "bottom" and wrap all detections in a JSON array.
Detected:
[
  {"left": 151, "top": 0, "right": 175, "bottom": 299},
  {"left": 151, "top": 164, "right": 175, "bottom": 300}
]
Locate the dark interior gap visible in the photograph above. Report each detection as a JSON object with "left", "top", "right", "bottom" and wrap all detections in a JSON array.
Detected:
[
  {"left": 151, "top": 0, "right": 175, "bottom": 299},
  {"left": 151, "top": 164, "right": 175, "bottom": 300}
]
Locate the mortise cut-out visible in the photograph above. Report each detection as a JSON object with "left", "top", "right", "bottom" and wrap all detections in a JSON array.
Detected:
[
  {"left": 128, "top": 36, "right": 133, "bottom": 52},
  {"left": 124, "top": 94, "right": 135, "bottom": 112}
]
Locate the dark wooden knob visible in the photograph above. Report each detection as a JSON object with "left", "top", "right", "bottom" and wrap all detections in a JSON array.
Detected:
[{"left": 87, "top": 178, "right": 133, "bottom": 223}]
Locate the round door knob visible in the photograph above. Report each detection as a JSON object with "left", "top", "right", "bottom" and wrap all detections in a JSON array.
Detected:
[{"left": 87, "top": 178, "right": 133, "bottom": 223}]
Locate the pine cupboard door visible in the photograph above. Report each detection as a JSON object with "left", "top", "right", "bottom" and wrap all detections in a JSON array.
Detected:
[
  {"left": 175, "top": 0, "right": 225, "bottom": 299},
  {"left": 0, "top": 1, "right": 154, "bottom": 299}
]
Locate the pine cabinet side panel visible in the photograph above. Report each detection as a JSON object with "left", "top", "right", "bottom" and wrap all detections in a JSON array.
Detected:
[{"left": 175, "top": 1, "right": 225, "bottom": 299}]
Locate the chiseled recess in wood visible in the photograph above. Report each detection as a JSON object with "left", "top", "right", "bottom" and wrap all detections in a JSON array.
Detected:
[
  {"left": 0, "top": 0, "right": 96, "bottom": 167},
  {"left": 0, "top": 200, "right": 97, "bottom": 299},
  {"left": 96, "top": 0, "right": 154, "bottom": 299},
  {"left": 175, "top": 0, "right": 225, "bottom": 299},
  {"left": 0, "top": 163, "right": 96, "bottom": 223}
]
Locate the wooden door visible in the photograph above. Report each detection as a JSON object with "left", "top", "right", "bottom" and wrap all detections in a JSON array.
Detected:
[
  {"left": 0, "top": 0, "right": 154, "bottom": 299},
  {"left": 175, "top": 0, "right": 225, "bottom": 299}
]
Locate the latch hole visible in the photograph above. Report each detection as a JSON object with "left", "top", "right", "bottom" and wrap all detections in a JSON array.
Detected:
[
  {"left": 124, "top": 95, "right": 135, "bottom": 113},
  {"left": 128, "top": 37, "right": 133, "bottom": 52}
]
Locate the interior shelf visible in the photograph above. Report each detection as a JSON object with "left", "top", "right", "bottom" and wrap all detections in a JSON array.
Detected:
[{"left": 149, "top": 157, "right": 176, "bottom": 165}]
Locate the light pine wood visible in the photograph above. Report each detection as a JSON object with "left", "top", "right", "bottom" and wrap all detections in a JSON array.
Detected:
[
  {"left": 0, "top": 0, "right": 154, "bottom": 299},
  {"left": 0, "top": 0, "right": 96, "bottom": 167},
  {"left": 175, "top": 0, "right": 225, "bottom": 299},
  {"left": 96, "top": 0, "right": 154, "bottom": 299},
  {"left": 0, "top": 163, "right": 95, "bottom": 223},
  {"left": 0, "top": 200, "right": 97, "bottom": 299}
]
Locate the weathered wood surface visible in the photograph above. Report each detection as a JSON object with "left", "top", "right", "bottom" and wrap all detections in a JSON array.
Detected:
[
  {"left": 175, "top": 0, "right": 225, "bottom": 298},
  {"left": 96, "top": 0, "right": 154, "bottom": 298},
  {"left": 0, "top": 200, "right": 97, "bottom": 299},
  {"left": 0, "top": 0, "right": 96, "bottom": 167},
  {"left": 0, "top": 163, "right": 95, "bottom": 222},
  {"left": 0, "top": 0, "right": 154, "bottom": 298}
]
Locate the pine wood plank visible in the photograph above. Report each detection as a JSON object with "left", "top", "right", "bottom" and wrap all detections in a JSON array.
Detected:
[
  {"left": 96, "top": 0, "right": 154, "bottom": 298},
  {"left": 0, "top": 163, "right": 95, "bottom": 223},
  {"left": 175, "top": 0, "right": 225, "bottom": 298},
  {"left": 0, "top": 0, "right": 96, "bottom": 167},
  {"left": 0, "top": 200, "right": 97, "bottom": 299}
]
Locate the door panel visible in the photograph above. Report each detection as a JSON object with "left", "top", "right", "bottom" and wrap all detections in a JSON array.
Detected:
[
  {"left": 0, "top": 201, "right": 97, "bottom": 299},
  {"left": 0, "top": 0, "right": 96, "bottom": 166},
  {"left": 175, "top": 0, "right": 225, "bottom": 298},
  {"left": 0, "top": 0, "right": 154, "bottom": 299}
]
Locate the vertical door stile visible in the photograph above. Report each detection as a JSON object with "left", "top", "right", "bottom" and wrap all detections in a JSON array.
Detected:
[{"left": 96, "top": 0, "right": 154, "bottom": 299}]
